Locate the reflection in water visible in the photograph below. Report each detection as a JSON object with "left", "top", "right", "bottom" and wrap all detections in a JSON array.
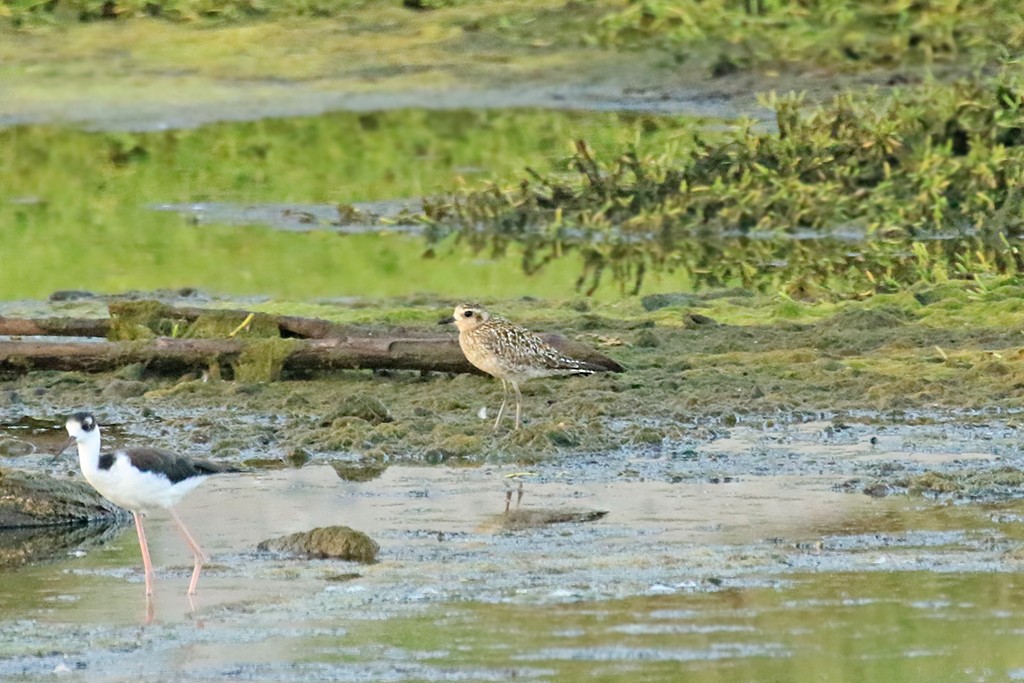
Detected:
[
  {"left": 0, "top": 465, "right": 1023, "bottom": 681},
  {"left": 351, "top": 571, "right": 1024, "bottom": 682},
  {"left": 0, "top": 520, "right": 126, "bottom": 570}
]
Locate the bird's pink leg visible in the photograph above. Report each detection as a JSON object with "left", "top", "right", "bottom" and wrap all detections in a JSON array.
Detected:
[
  {"left": 169, "top": 508, "right": 207, "bottom": 595},
  {"left": 133, "top": 511, "right": 155, "bottom": 597}
]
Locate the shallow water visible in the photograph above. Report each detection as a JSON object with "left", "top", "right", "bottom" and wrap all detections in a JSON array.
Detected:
[
  {"left": 1, "top": 83, "right": 772, "bottom": 133},
  {"left": 2, "top": 456, "right": 1024, "bottom": 681}
]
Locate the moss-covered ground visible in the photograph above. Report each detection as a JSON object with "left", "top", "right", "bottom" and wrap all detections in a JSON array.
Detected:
[{"left": 5, "top": 283, "right": 1023, "bottom": 469}]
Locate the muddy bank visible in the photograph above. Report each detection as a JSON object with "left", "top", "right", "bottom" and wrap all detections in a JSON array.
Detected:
[
  {"left": 3, "top": 282, "right": 1024, "bottom": 679},
  {"left": 3, "top": 285, "right": 1024, "bottom": 470}
]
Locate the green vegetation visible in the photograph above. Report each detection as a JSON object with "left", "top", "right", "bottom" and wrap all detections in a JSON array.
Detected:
[
  {"left": 10, "top": 0, "right": 1023, "bottom": 84},
  {"left": 4, "top": 1, "right": 1024, "bottom": 305},
  {"left": 0, "top": 0, "right": 468, "bottom": 24},
  {"left": 10, "top": 283, "right": 1024, "bottom": 463},
  {"left": 598, "top": 0, "right": 1024, "bottom": 74},
  {"left": 0, "top": 109, "right": 686, "bottom": 300},
  {"left": 0, "top": 0, "right": 619, "bottom": 129},
  {"left": 427, "top": 67, "right": 1024, "bottom": 295}
]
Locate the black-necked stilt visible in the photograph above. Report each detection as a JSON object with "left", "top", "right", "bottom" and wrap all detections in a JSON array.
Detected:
[{"left": 59, "top": 412, "right": 235, "bottom": 598}]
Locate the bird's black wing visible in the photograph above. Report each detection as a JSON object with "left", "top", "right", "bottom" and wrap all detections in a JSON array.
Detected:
[{"left": 122, "top": 447, "right": 238, "bottom": 484}]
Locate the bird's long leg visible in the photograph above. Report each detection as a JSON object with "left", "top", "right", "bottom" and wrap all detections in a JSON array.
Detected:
[
  {"left": 133, "top": 511, "right": 155, "bottom": 597},
  {"left": 512, "top": 381, "right": 523, "bottom": 430},
  {"left": 169, "top": 508, "right": 207, "bottom": 596},
  {"left": 493, "top": 379, "right": 509, "bottom": 431}
]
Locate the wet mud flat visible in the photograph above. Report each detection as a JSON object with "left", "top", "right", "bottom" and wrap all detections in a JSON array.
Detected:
[
  {"left": 3, "top": 415, "right": 1024, "bottom": 681},
  {"left": 3, "top": 289, "right": 1024, "bottom": 680}
]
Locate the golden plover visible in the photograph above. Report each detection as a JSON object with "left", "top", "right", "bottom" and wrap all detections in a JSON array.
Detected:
[{"left": 440, "top": 303, "right": 622, "bottom": 430}]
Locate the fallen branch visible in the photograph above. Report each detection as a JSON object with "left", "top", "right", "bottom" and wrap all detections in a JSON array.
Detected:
[
  {"left": 0, "top": 334, "right": 623, "bottom": 378},
  {"left": 0, "top": 317, "right": 110, "bottom": 338},
  {"left": 0, "top": 306, "right": 353, "bottom": 340}
]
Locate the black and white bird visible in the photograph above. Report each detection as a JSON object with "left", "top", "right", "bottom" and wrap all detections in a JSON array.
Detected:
[{"left": 59, "top": 412, "right": 236, "bottom": 597}]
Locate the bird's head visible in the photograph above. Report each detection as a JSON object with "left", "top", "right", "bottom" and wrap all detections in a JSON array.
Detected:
[
  {"left": 439, "top": 303, "right": 490, "bottom": 332},
  {"left": 57, "top": 412, "right": 100, "bottom": 457}
]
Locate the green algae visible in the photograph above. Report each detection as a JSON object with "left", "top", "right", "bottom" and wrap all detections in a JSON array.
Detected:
[
  {"left": 107, "top": 300, "right": 281, "bottom": 341},
  {"left": 186, "top": 311, "right": 278, "bottom": 339},
  {"left": 107, "top": 300, "right": 171, "bottom": 340},
  {"left": 235, "top": 338, "right": 295, "bottom": 383},
  {"left": 904, "top": 468, "right": 1024, "bottom": 500},
  {"left": 324, "top": 395, "right": 393, "bottom": 425},
  {"left": 8, "top": 285, "right": 1024, "bottom": 464}
]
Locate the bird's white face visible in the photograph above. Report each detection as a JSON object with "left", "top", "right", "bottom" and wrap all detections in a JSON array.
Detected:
[
  {"left": 65, "top": 413, "right": 99, "bottom": 443},
  {"left": 451, "top": 303, "right": 489, "bottom": 333}
]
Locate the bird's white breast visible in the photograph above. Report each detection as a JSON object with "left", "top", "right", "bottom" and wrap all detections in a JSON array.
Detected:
[{"left": 80, "top": 449, "right": 207, "bottom": 512}]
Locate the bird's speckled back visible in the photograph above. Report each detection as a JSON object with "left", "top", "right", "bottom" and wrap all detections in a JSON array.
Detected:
[{"left": 457, "top": 308, "right": 602, "bottom": 382}]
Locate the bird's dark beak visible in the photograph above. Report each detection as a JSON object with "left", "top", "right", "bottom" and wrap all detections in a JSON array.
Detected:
[
  {"left": 438, "top": 316, "right": 455, "bottom": 325},
  {"left": 50, "top": 435, "right": 76, "bottom": 465}
]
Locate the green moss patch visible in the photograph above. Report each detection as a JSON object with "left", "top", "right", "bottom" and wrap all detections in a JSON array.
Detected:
[
  {"left": 903, "top": 468, "right": 1024, "bottom": 500},
  {"left": 235, "top": 338, "right": 295, "bottom": 382}
]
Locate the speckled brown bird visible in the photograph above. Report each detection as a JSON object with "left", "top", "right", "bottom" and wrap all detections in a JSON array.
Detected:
[{"left": 440, "top": 303, "right": 621, "bottom": 430}]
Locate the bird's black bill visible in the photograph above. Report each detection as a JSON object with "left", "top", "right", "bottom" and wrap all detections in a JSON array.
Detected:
[
  {"left": 438, "top": 316, "right": 456, "bottom": 325},
  {"left": 50, "top": 435, "right": 76, "bottom": 465}
]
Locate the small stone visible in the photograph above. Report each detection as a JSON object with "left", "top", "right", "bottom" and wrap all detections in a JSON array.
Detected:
[
  {"left": 330, "top": 460, "right": 388, "bottom": 482},
  {"left": 101, "top": 380, "right": 147, "bottom": 399},
  {"left": 115, "top": 363, "right": 146, "bottom": 381},
  {"left": 641, "top": 293, "right": 695, "bottom": 311},
  {"left": 863, "top": 483, "right": 892, "bottom": 498},
  {"left": 285, "top": 448, "right": 311, "bottom": 468},
  {"left": 0, "top": 438, "right": 35, "bottom": 457},
  {"left": 683, "top": 312, "right": 718, "bottom": 327},
  {"left": 48, "top": 290, "right": 95, "bottom": 302},
  {"left": 496, "top": 508, "right": 608, "bottom": 531}
]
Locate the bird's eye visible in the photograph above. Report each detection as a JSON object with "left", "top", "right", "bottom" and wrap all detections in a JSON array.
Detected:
[{"left": 463, "top": 310, "right": 473, "bottom": 318}]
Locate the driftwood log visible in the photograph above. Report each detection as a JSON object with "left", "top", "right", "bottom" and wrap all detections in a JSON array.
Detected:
[
  {"left": 0, "top": 337, "right": 475, "bottom": 375},
  {"left": 0, "top": 314, "right": 624, "bottom": 378},
  {"left": 0, "top": 305, "right": 351, "bottom": 340}
]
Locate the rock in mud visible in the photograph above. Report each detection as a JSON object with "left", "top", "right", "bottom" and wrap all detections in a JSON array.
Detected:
[
  {"left": 0, "top": 523, "right": 124, "bottom": 569},
  {"left": 330, "top": 459, "right": 388, "bottom": 482},
  {"left": 641, "top": 293, "right": 695, "bottom": 311},
  {"left": 257, "top": 525, "right": 380, "bottom": 563},
  {"left": 0, "top": 468, "right": 124, "bottom": 528},
  {"left": 48, "top": 290, "right": 96, "bottom": 301},
  {"left": 494, "top": 508, "right": 608, "bottom": 531},
  {"left": 101, "top": 379, "right": 148, "bottom": 398},
  {"left": 683, "top": 312, "right": 719, "bottom": 328},
  {"left": 0, "top": 437, "right": 35, "bottom": 457}
]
